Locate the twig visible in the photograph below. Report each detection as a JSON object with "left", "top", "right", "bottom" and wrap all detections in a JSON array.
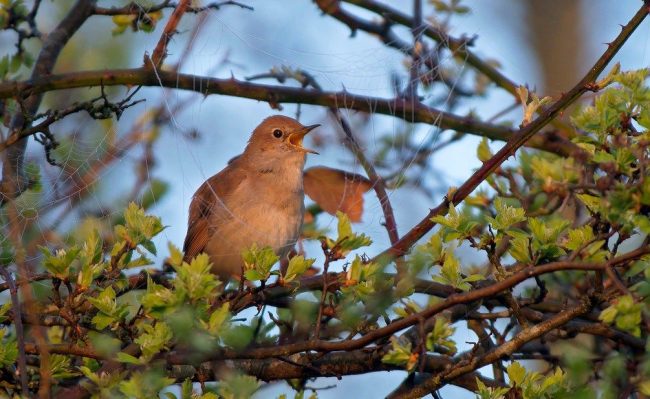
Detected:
[
  {"left": 390, "top": 299, "right": 593, "bottom": 399},
  {"left": 340, "top": 0, "right": 520, "bottom": 97},
  {"left": 0, "top": 68, "right": 578, "bottom": 157},
  {"left": 330, "top": 110, "right": 405, "bottom": 275},
  {"left": 372, "top": 2, "right": 649, "bottom": 262},
  {"left": 0, "top": 268, "right": 28, "bottom": 394},
  {"left": 148, "top": 0, "right": 191, "bottom": 68},
  {"left": 1, "top": 0, "right": 96, "bottom": 205},
  {"left": 404, "top": 0, "right": 423, "bottom": 99},
  {"left": 166, "top": 248, "right": 650, "bottom": 363},
  {"left": 93, "top": 0, "right": 253, "bottom": 15}
]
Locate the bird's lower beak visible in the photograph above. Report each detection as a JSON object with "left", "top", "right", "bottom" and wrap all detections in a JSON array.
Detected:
[{"left": 287, "top": 124, "right": 320, "bottom": 154}]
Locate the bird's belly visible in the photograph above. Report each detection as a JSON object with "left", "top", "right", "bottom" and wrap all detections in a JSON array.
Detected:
[{"left": 204, "top": 200, "right": 303, "bottom": 279}]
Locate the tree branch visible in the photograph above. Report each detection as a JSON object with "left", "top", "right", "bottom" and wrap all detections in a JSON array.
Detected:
[
  {"left": 93, "top": 0, "right": 253, "bottom": 16},
  {"left": 0, "top": 67, "right": 578, "bottom": 156},
  {"left": 334, "top": 0, "right": 520, "bottom": 96},
  {"left": 167, "top": 248, "right": 648, "bottom": 364},
  {"left": 147, "top": 0, "right": 191, "bottom": 68},
  {"left": 1, "top": 0, "right": 97, "bottom": 204},
  {"left": 391, "top": 299, "right": 593, "bottom": 398},
  {"left": 372, "top": 2, "right": 649, "bottom": 262},
  {"left": 0, "top": 268, "right": 28, "bottom": 394}
]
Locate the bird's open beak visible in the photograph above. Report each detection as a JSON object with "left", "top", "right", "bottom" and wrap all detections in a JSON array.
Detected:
[{"left": 287, "top": 124, "right": 320, "bottom": 154}]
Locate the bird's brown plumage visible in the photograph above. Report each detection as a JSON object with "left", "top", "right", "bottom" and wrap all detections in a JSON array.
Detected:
[{"left": 182, "top": 115, "right": 319, "bottom": 281}]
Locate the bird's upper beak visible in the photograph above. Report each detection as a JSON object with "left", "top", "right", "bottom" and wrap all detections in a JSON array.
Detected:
[{"left": 287, "top": 124, "right": 320, "bottom": 154}]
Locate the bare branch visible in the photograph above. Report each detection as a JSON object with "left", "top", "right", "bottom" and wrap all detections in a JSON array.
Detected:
[{"left": 0, "top": 68, "right": 578, "bottom": 156}]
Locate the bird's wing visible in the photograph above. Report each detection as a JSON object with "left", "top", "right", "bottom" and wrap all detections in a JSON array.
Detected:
[{"left": 182, "top": 165, "right": 247, "bottom": 263}]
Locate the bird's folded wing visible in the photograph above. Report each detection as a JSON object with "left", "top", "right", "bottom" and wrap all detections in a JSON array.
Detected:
[{"left": 183, "top": 165, "right": 247, "bottom": 263}]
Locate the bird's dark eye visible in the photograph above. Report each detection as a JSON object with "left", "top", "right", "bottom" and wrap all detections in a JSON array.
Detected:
[{"left": 272, "top": 129, "right": 283, "bottom": 138}]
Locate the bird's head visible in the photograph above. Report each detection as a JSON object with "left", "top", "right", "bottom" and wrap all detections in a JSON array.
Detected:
[{"left": 244, "top": 115, "right": 320, "bottom": 160}]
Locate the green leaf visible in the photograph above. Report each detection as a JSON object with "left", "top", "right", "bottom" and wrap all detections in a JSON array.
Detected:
[
  {"left": 326, "top": 211, "right": 372, "bottom": 254},
  {"left": 381, "top": 336, "right": 417, "bottom": 371},
  {"left": 283, "top": 255, "right": 315, "bottom": 282},
  {"left": 242, "top": 245, "right": 279, "bottom": 282},
  {"left": 431, "top": 202, "right": 461, "bottom": 230},
  {"left": 168, "top": 242, "right": 184, "bottom": 268},
  {"left": 425, "top": 317, "right": 457, "bottom": 354},
  {"left": 135, "top": 322, "right": 173, "bottom": 360},
  {"left": 40, "top": 246, "right": 81, "bottom": 279},
  {"left": 564, "top": 225, "right": 595, "bottom": 251},
  {"left": 0, "top": 303, "right": 12, "bottom": 324},
  {"left": 431, "top": 251, "right": 477, "bottom": 291},
  {"left": 486, "top": 198, "right": 526, "bottom": 231},
  {"left": 119, "top": 369, "right": 175, "bottom": 398},
  {"left": 202, "top": 303, "right": 231, "bottom": 335},
  {"left": 141, "top": 274, "right": 178, "bottom": 317},
  {"left": 116, "top": 352, "right": 142, "bottom": 365},
  {"left": 217, "top": 374, "right": 260, "bottom": 399},
  {"left": 77, "top": 261, "right": 106, "bottom": 290},
  {"left": 507, "top": 361, "right": 526, "bottom": 385},
  {"left": 175, "top": 253, "right": 221, "bottom": 301},
  {"left": 139, "top": 179, "right": 169, "bottom": 210},
  {"left": 87, "top": 287, "right": 129, "bottom": 330},
  {"left": 49, "top": 354, "right": 81, "bottom": 379},
  {"left": 222, "top": 324, "right": 254, "bottom": 351},
  {"left": 80, "top": 229, "right": 103, "bottom": 265},
  {"left": 576, "top": 194, "right": 601, "bottom": 214},
  {"left": 598, "top": 295, "right": 642, "bottom": 337},
  {"left": 0, "top": 329, "right": 17, "bottom": 367},
  {"left": 477, "top": 137, "right": 493, "bottom": 162},
  {"left": 431, "top": 203, "right": 479, "bottom": 242},
  {"left": 476, "top": 377, "right": 510, "bottom": 399},
  {"left": 116, "top": 202, "right": 165, "bottom": 248},
  {"left": 529, "top": 218, "right": 570, "bottom": 245}
]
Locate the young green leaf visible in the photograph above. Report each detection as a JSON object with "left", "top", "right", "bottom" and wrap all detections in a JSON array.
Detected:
[{"left": 283, "top": 255, "right": 315, "bottom": 283}]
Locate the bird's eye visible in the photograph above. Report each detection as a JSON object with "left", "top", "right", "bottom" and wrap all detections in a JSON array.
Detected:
[{"left": 272, "top": 129, "right": 283, "bottom": 138}]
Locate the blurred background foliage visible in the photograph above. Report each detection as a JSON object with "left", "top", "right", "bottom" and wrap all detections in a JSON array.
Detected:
[{"left": 0, "top": 0, "right": 649, "bottom": 398}]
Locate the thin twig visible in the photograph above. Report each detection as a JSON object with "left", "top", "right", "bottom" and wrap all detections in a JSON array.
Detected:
[
  {"left": 166, "top": 247, "right": 650, "bottom": 363},
  {"left": 148, "top": 0, "right": 191, "bottom": 68},
  {"left": 372, "top": 2, "right": 649, "bottom": 263},
  {"left": 0, "top": 268, "right": 28, "bottom": 394},
  {"left": 0, "top": 68, "right": 579, "bottom": 157}
]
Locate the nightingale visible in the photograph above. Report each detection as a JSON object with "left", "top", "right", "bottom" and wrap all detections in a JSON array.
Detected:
[{"left": 182, "top": 115, "right": 319, "bottom": 281}]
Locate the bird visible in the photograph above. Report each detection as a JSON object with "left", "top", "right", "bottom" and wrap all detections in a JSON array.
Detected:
[{"left": 182, "top": 115, "right": 319, "bottom": 281}]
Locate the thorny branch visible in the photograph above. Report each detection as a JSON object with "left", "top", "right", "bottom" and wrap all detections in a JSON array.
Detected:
[
  {"left": 0, "top": 67, "right": 578, "bottom": 157},
  {"left": 373, "top": 1, "right": 649, "bottom": 263},
  {"left": 93, "top": 0, "right": 253, "bottom": 16}
]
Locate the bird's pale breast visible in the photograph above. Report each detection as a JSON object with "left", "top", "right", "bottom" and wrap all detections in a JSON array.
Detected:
[{"left": 203, "top": 169, "right": 304, "bottom": 280}]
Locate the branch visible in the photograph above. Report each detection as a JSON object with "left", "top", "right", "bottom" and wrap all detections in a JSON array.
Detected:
[
  {"left": 330, "top": 112, "right": 401, "bottom": 263},
  {"left": 1, "top": 0, "right": 97, "bottom": 203},
  {"left": 167, "top": 249, "right": 648, "bottom": 363},
  {"left": 199, "top": 350, "right": 503, "bottom": 392},
  {"left": 332, "top": 0, "right": 520, "bottom": 96},
  {"left": 391, "top": 299, "right": 593, "bottom": 398},
  {"left": 0, "top": 68, "right": 577, "bottom": 156},
  {"left": 147, "top": 0, "right": 191, "bottom": 68},
  {"left": 93, "top": 1, "right": 253, "bottom": 15},
  {"left": 373, "top": 2, "right": 649, "bottom": 262},
  {"left": 0, "top": 268, "right": 28, "bottom": 394}
]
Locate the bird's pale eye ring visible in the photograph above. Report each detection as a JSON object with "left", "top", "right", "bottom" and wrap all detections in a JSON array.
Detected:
[{"left": 272, "top": 129, "right": 283, "bottom": 138}]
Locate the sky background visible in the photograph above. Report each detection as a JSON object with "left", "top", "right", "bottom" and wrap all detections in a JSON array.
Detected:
[
  {"left": 147, "top": 2, "right": 648, "bottom": 397},
  {"left": 10, "top": 0, "right": 650, "bottom": 397}
]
